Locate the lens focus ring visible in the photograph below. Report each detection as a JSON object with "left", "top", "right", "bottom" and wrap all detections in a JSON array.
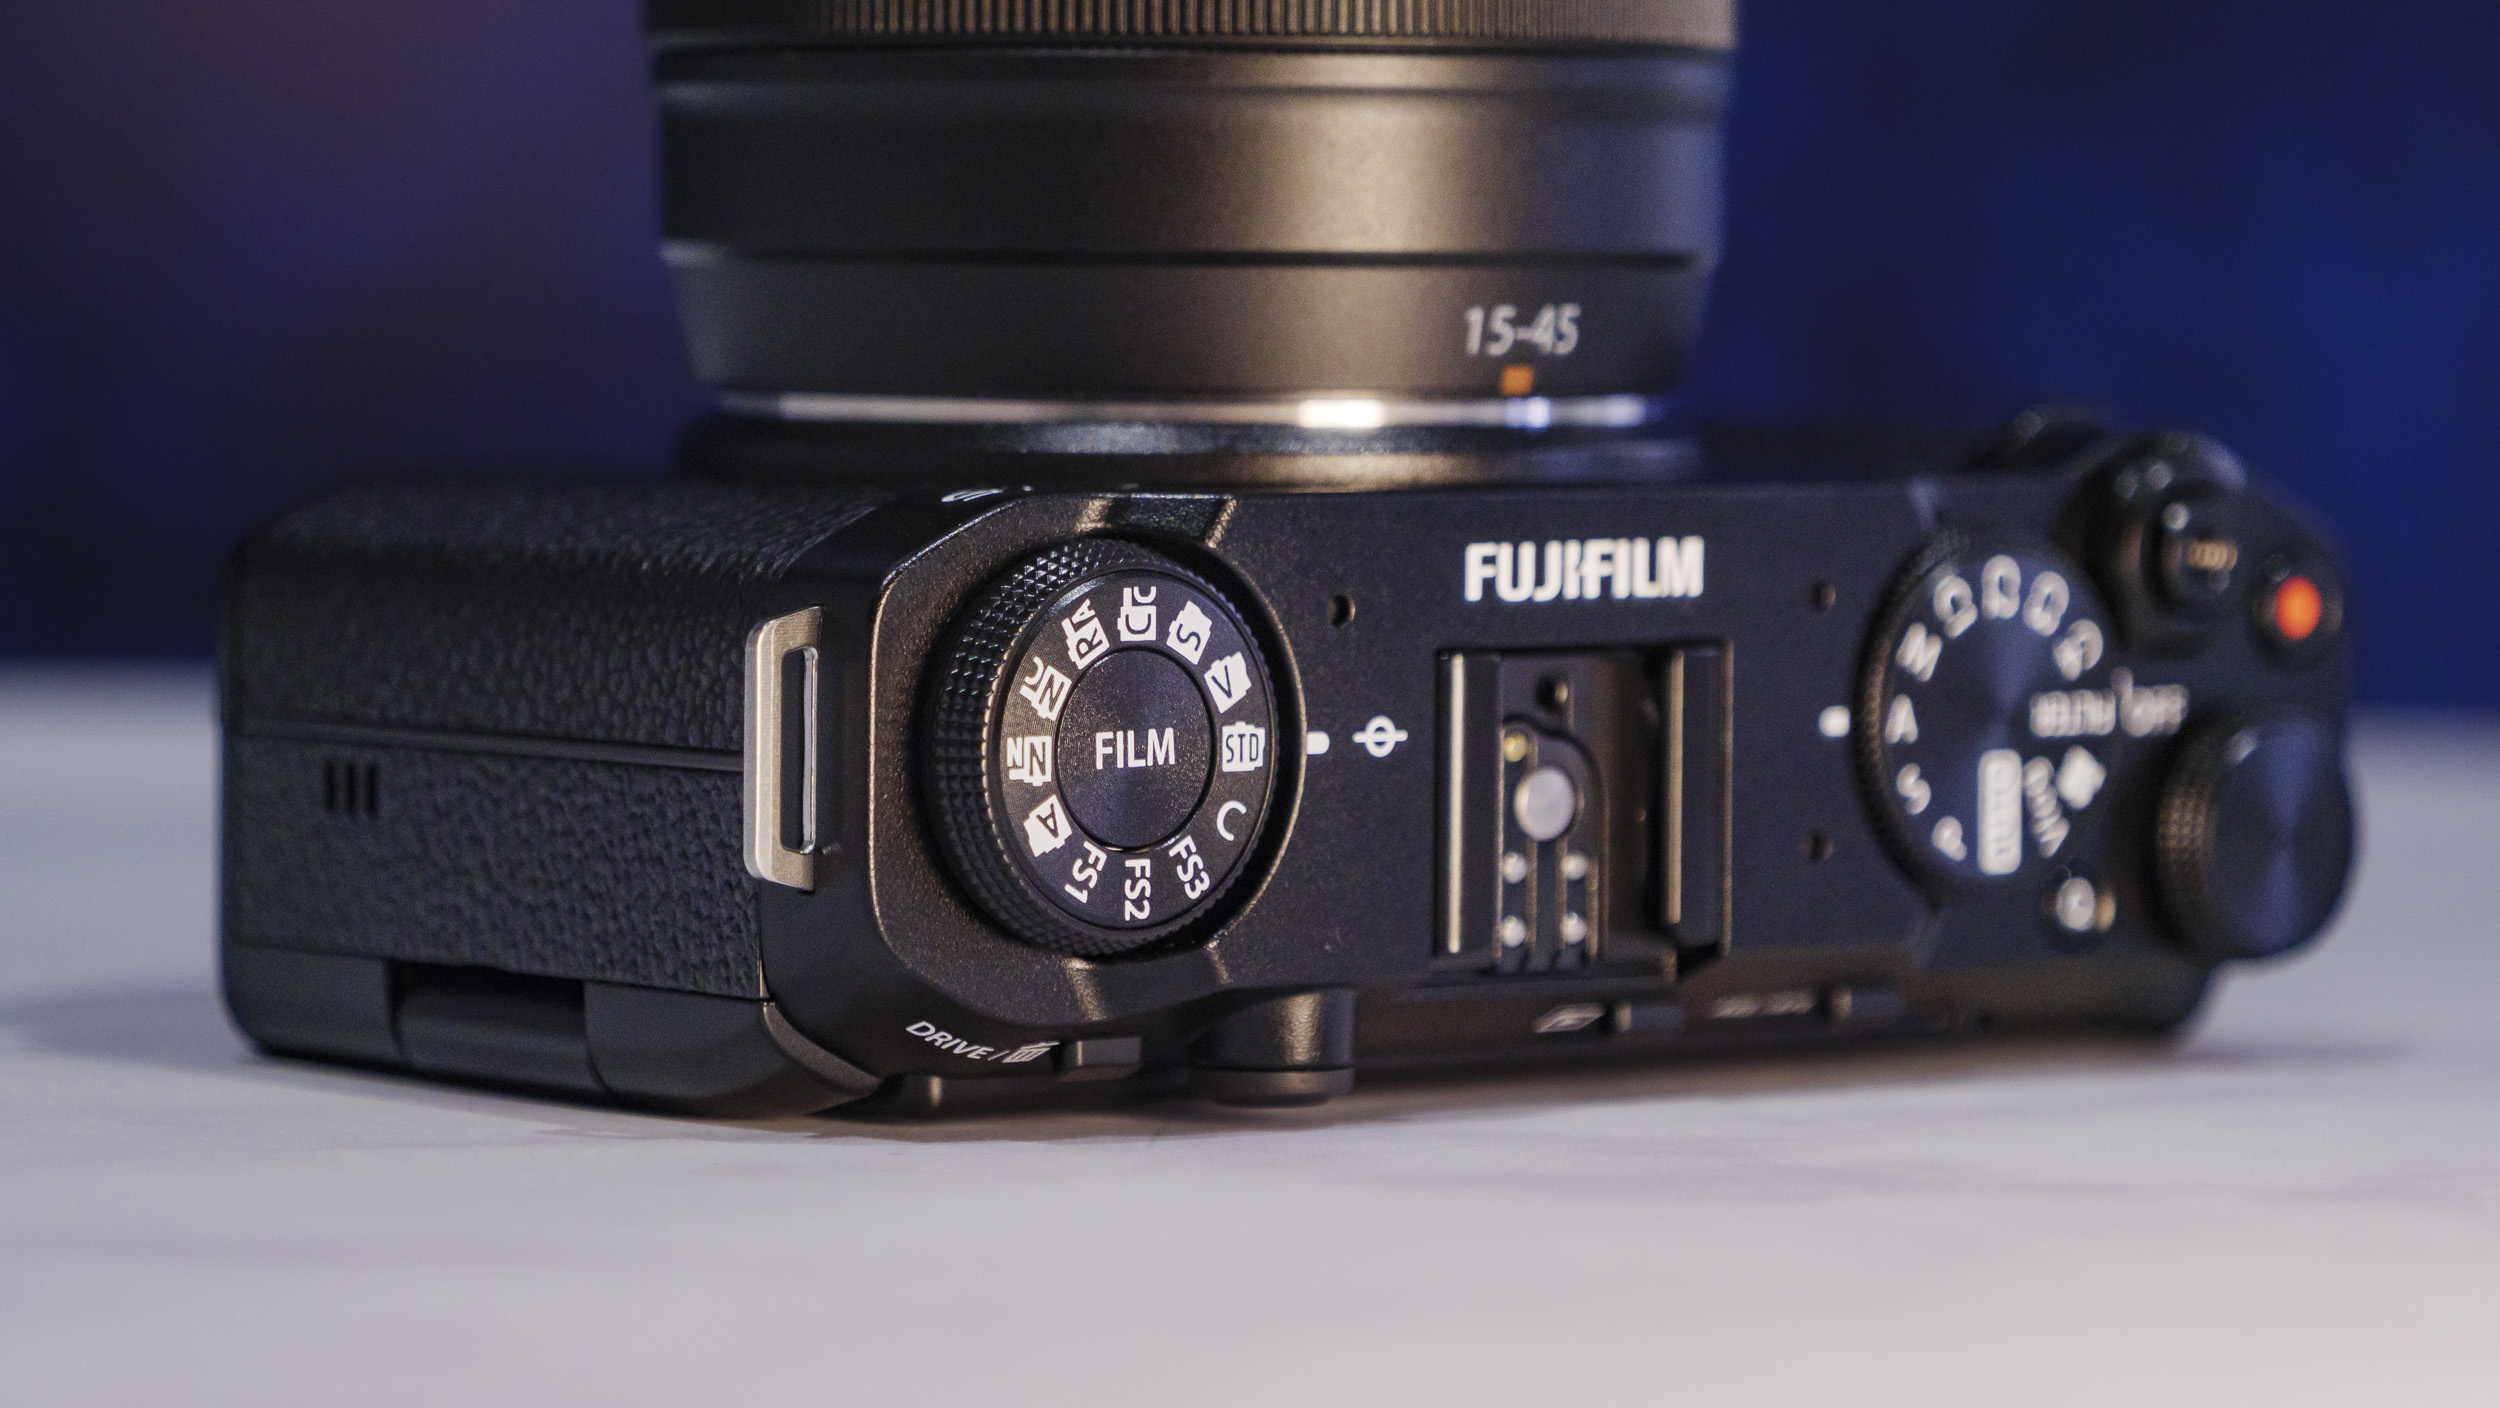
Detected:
[{"left": 660, "top": 44, "right": 1727, "bottom": 406}]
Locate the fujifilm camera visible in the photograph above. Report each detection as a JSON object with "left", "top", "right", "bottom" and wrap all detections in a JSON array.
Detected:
[{"left": 219, "top": 0, "right": 2356, "bottom": 1115}]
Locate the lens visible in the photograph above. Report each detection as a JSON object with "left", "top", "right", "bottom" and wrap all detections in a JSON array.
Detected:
[{"left": 651, "top": 1, "right": 1734, "bottom": 486}]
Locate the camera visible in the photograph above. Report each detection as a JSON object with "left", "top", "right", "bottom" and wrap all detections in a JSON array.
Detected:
[{"left": 219, "top": 1, "right": 2356, "bottom": 1115}]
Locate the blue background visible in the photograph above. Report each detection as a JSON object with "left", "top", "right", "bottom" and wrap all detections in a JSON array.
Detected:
[{"left": 2, "top": 1, "right": 2494, "bottom": 705}]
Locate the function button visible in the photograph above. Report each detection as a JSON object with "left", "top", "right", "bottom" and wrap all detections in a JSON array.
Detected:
[{"left": 1054, "top": 650, "right": 1213, "bottom": 850}]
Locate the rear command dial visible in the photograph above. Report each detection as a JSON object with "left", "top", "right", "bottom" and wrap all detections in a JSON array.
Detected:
[
  {"left": 1858, "top": 534, "right": 2154, "bottom": 917},
  {"left": 924, "top": 542, "right": 1280, "bottom": 958}
]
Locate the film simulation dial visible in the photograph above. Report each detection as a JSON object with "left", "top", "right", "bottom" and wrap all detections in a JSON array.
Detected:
[
  {"left": 924, "top": 542, "right": 1280, "bottom": 958},
  {"left": 1858, "top": 535, "right": 2173, "bottom": 938}
]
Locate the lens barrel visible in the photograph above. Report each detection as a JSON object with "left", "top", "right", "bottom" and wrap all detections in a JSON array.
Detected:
[{"left": 652, "top": 1, "right": 1734, "bottom": 445}]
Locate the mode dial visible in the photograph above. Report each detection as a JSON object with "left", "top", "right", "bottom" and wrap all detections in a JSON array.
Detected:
[
  {"left": 924, "top": 542, "right": 1281, "bottom": 959},
  {"left": 1859, "top": 534, "right": 2135, "bottom": 899},
  {"left": 2155, "top": 713, "right": 2354, "bottom": 960}
]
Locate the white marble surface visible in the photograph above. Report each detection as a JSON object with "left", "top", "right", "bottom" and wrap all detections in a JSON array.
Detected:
[{"left": 2, "top": 665, "right": 2495, "bottom": 1406}]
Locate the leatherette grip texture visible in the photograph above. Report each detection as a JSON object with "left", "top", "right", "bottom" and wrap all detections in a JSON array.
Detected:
[
  {"left": 225, "top": 738, "right": 763, "bottom": 997},
  {"left": 225, "top": 478, "right": 883, "bottom": 752},
  {"left": 221, "top": 478, "right": 889, "bottom": 996}
]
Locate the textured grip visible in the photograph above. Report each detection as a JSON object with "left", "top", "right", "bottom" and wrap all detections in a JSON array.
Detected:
[
  {"left": 220, "top": 477, "right": 898, "bottom": 1003},
  {"left": 225, "top": 738, "right": 764, "bottom": 997},
  {"left": 225, "top": 478, "right": 883, "bottom": 753},
  {"left": 649, "top": 0, "right": 1736, "bottom": 48}
]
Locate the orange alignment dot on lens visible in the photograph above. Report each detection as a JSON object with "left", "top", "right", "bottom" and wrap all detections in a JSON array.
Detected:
[{"left": 2272, "top": 575, "right": 2325, "bottom": 643}]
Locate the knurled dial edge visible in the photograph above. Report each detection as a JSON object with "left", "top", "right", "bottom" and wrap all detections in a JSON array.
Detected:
[{"left": 923, "top": 540, "right": 1280, "bottom": 960}]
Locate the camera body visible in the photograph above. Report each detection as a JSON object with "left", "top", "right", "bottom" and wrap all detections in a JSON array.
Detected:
[
  {"left": 220, "top": 429, "right": 2354, "bottom": 1114},
  {"left": 217, "top": 1, "right": 2355, "bottom": 1114}
]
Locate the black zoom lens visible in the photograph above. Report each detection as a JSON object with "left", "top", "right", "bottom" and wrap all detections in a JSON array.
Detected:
[{"left": 651, "top": 1, "right": 1734, "bottom": 485}]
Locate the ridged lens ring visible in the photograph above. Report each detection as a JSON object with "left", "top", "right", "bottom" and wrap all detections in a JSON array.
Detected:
[
  {"left": 651, "top": 1, "right": 1735, "bottom": 448},
  {"left": 650, "top": 3, "right": 1736, "bottom": 48}
]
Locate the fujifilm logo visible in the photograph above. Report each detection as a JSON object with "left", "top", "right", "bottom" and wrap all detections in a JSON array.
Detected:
[{"left": 1464, "top": 537, "right": 1705, "bottom": 604}]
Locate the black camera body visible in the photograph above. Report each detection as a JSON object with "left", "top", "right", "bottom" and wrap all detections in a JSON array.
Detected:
[
  {"left": 217, "top": 1, "right": 2355, "bottom": 1113},
  {"left": 220, "top": 429, "right": 2354, "bottom": 1114}
]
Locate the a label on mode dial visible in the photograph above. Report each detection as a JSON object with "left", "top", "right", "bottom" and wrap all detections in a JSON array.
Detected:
[{"left": 993, "top": 571, "right": 1275, "bottom": 931}]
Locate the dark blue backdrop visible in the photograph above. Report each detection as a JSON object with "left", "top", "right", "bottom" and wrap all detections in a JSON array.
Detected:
[{"left": 3, "top": 2, "right": 2494, "bottom": 705}]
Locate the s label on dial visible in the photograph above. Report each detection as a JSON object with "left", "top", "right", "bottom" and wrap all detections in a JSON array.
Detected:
[{"left": 1859, "top": 536, "right": 2125, "bottom": 893}]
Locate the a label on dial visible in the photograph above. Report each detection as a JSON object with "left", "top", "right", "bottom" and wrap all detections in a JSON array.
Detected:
[{"left": 992, "top": 570, "right": 1275, "bottom": 930}]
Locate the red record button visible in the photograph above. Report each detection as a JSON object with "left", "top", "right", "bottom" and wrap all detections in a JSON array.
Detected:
[
  {"left": 2270, "top": 576, "right": 2324, "bottom": 643},
  {"left": 2253, "top": 552, "right": 2342, "bottom": 661}
]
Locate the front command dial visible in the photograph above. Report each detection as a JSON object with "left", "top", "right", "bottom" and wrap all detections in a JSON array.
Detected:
[
  {"left": 924, "top": 542, "right": 1280, "bottom": 958},
  {"left": 1859, "top": 534, "right": 2142, "bottom": 906}
]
